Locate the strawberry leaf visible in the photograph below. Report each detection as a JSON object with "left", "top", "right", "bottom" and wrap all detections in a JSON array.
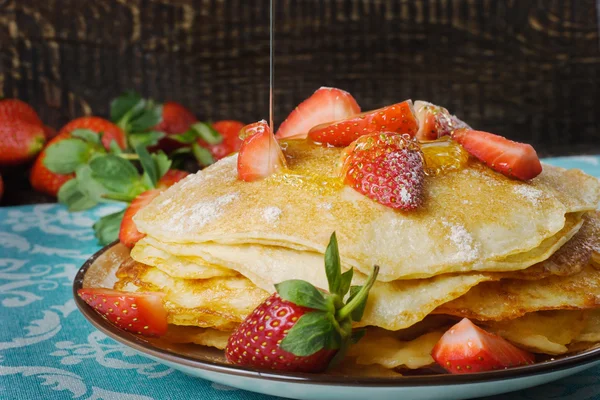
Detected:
[
  {"left": 129, "top": 131, "right": 165, "bottom": 149},
  {"left": 347, "top": 286, "right": 367, "bottom": 322},
  {"left": 71, "top": 129, "right": 102, "bottom": 145},
  {"left": 171, "top": 130, "right": 199, "bottom": 144},
  {"left": 324, "top": 232, "right": 343, "bottom": 296},
  {"left": 57, "top": 180, "right": 97, "bottom": 211},
  {"left": 280, "top": 311, "right": 339, "bottom": 356},
  {"left": 109, "top": 140, "right": 123, "bottom": 154},
  {"left": 275, "top": 280, "right": 330, "bottom": 312},
  {"left": 129, "top": 102, "right": 163, "bottom": 133},
  {"left": 43, "top": 139, "right": 95, "bottom": 174},
  {"left": 110, "top": 91, "right": 143, "bottom": 123},
  {"left": 191, "top": 122, "right": 223, "bottom": 145},
  {"left": 89, "top": 155, "right": 140, "bottom": 194},
  {"left": 136, "top": 145, "right": 159, "bottom": 187},
  {"left": 192, "top": 143, "right": 215, "bottom": 167},
  {"left": 339, "top": 268, "right": 353, "bottom": 298},
  {"left": 153, "top": 151, "right": 172, "bottom": 180},
  {"left": 93, "top": 209, "right": 126, "bottom": 245}
]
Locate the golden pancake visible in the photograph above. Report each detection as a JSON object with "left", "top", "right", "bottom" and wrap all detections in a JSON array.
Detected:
[{"left": 134, "top": 141, "right": 600, "bottom": 281}]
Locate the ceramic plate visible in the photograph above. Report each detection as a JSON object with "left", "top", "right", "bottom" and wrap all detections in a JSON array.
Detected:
[{"left": 74, "top": 242, "right": 600, "bottom": 400}]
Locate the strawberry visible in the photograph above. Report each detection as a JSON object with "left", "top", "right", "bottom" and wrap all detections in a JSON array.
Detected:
[
  {"left": 29, "top": 133, "right": 74, "bottom": 197},
  {"left": 0, "top": 99, "right": 43, "bottom": 127},
  {"left": 154, "top": 102, "right": 197, "bottom": 135},
  {"left": 432, "top": 318, "right": 535, "bottom": 374},
  {"left": 59, "top": 116, "right": 127, "bottom": 150},
  {"left": 414, "top": 101, "right": 470, "bottom": 141},
  {"left": 119, "top": 170, "right": 188, "bottom": 248},
  {"left": 237, "top": 120, "right": 287, "bottom": 182},
  {"left": 119, "top": 189, "right": 161, "bottom": 248},
  {"left": 42, "top": 125, "right": 57, "bottom": 140},
  {"left": 157, "top": 169, "right": 190, "bottom": 189},
  {"left": 77, "top": 288, "right": 168, "bottom": 337},
  {"left": 275, "top": 87, "right": 361, "bottom": 140},
  {"left": 205, "top": 120, "right": 245, "bottom": 160},
  {"left": 226, "top": 233, "right": 379, "bottom": 372},
  {"left": 340, "top": 133, "right": 425, "bottom": 210},
  {"left": 0, "top": 118, "right": 46, "bottom": 166},
  {"left": 308, "top": 100, "right": 418, "bottom": 147},
  {"left": 452, "top": 129, "right": 542, "bottom": 180}
]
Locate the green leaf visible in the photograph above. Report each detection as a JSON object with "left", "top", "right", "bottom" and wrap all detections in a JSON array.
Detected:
[
  {"left": 110, "top": 91, "right": 143, "bottom": 123},
  {"left": 93, "top": 209, "right": 126, "bottom": 245},
  {"left": 136, "top": 145, "right": 158, "bottom": 188},
  {"left": 192, "top": 143, "right": 214, "bottom": 167},
  {"left": 275, "top": 280, "right": 330, "bottom": 311},
  {"left": 324, "top": 232, "right": 342, "bottom": 296},
  {"left": 71, "top": 129, "right": 101, "bottom": 145},
  {"left": 89, "top": 155, "right": 140, "bottom": 194},
  {"left": 339, "top": 268, "right": 353, "bottom": 298},
  {"left": 57, "top": 179, "right": 97, "bottom": 211},
  {"left": 43, "top": 139, "right": 93, "bottom": 174},
  {"left": 191, "top": 122, "right": 223, "bottom": 145},
  {"left": 128, "top": 131, "right": 165, "bottom": 149},
  {"left": 347, "top": 285, "right": 367, "bottom": 322},
  {"left": 171, "top": 129, "right": 199, "bottom": 144},
  {"left": 129, "top": 102, "right": 163, "bottom": 132},
  {"left": 76, "top": 164, "right": 110, "bottom": 204},
  {"left": 109, "top": 140, "right": 123, "bottom": 155},
  {"left": 152, "top": 151, "right": 171, "bottom": 179},
  {"left": 327, "top": 319, "right": 353, "bottom": 368},
  {"left": 280, "top": 311, "right": 339, "bottom": 356}
]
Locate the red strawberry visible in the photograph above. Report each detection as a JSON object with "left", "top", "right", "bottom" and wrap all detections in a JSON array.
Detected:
[
  {"left": 0, "top": 119, "right": 46, "bottom": 166},
  {"left": 308, "top": 100, "right": 418, "bottom": 147},
  {"left": 157, "top": 169, "right": 190, "bottom": 189},
  {"left": 452, "top": 129, "right": 542, "bottom": 180},
  {"left": 119, "top": 189, "right": 161, "bottom": 248},
  {"left": 275, "top": 87, "right": 361, "bottom": 140},
  {"left": 414, "top": 101, "right": 470, "bottom": 141},
  {"left": 60, "top": 116, "right": 127, "bottom": 150},
  {"left": 154, "top": 102, "right": 197, "bottom": 135},
  {"left": 237, "top": 120, "right": 287, "bottom": 182},
  {"left": 77, "top": 288, "right": 168, "bottom": 337},
  {"left": 432, "top": 318, "right": 535, "bottom": 374},
  {"left": 226, "top": 233, "right": 380, "bottom": 372},
  {"left": 340, "top": 133, "right": 425, "bottom": 210},
  {"left": 0, "top": 99, "right": 43, "bottom": 127},
  {"left": 205, "top": 120, "right": 245, "bottom": 160},
  {"left": 42, "top": 125, "right": 57, "bottom": 140},
  {"left": 30, "top": 132, "right": 74, "bottom": 197}
]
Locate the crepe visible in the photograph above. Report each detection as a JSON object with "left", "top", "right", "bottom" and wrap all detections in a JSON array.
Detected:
[{"left": 134, "top": 141, "right": 600, "bottom": 281}]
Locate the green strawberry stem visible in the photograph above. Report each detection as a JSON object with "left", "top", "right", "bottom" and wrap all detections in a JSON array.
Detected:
[
  {"left": 118, "top": 153, "right": 139, "bottom": 160},
  {"left": 336, "top": 265, "right": 379, "bottom": 321}
]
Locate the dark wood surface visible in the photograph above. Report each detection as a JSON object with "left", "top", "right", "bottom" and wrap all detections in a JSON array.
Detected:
[{"left": 1, "top": 0, "right": 600, "bottom": 205}]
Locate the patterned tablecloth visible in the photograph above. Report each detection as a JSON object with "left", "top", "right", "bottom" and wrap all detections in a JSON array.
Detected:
[{"left": 1, "top": 155, "right": 600, "bottom": 400}]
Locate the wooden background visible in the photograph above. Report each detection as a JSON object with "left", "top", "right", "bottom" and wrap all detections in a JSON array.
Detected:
[{"left": 1, "top": 0, "right": 599, "bottom": 203}]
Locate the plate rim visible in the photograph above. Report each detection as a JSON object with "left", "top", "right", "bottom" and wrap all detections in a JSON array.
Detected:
[{"left": 73, "top": 241, "right": 600, "bottom": 388}]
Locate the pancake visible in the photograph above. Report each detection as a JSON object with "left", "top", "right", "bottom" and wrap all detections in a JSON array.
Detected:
[
  {"left": 435, "top": 263, "right": 600, "bottom": 321},
  {"left": 483, "top": 311, "right": 588, "bottom": 355},
  {"left": 134, "top": 141, "right": 600, "bottom": 281}
]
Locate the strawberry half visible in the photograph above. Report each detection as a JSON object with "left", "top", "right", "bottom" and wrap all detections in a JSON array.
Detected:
[
  {"left": 452, "top": 129, "right": 542, "bottom": 180},
  {"left": 226, "top": 233, "right": 379, "bottom": 372},
  {"left": 275, "top": 87, "right": 361, "bottom": 140},
  {"left": 432, "top": 318, "right": 535, "bottom": 374},
  {"left": 308, "top": 100, "right": 418, "bottom": 147},
  {"left": 414, "top": 101, "right": 470, "bottom": 141},
  {"left": 119, "top": 189, "right": 161, "bottom": 248},
  {"left": 237, "top": 120, "right": 287, "bottom": 182},
  {"left": 77, "top": 288, "right": 168, "bottom": 337},
  {"left": 340, "top": 133, "right": 425, "bottom": 210}
]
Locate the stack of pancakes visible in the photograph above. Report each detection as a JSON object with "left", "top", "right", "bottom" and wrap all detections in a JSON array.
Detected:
[{"left": 114, "top": 141, "right": 600, "bottom": 373}]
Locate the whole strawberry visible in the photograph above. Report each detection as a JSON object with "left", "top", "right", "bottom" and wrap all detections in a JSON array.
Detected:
[
  {"left": 340, "top": 133, "right": 425, "bottom": 210},
  {"left": 0, "top": 99, "right": 43, "bottom": 126},
  {"left": 0, "top": 118, "right": 46, "bottom": 165},
  {"left": 226, "top": 233, "right": 379, "bottom": 372}
]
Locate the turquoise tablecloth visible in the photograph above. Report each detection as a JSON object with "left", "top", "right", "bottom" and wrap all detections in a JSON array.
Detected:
[{"left": 1, "top": 155, "right": 600, "bottom": 400}]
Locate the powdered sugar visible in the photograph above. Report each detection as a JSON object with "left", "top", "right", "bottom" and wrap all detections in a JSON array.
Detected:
[
  {"left": 514, "top": 185, "right": 543, "bottom": 206},
  {"left": 442, "top": 220, "right": 479, "bottom": 262},
  {"left": 318, "top": 202, "right": 333, "bottom": 210},
  {"left": 168, "top": 193, "right": 238, "bottom": 232},
  {"left": 262, "top": 206, "right": 282, "bottom": 224}
]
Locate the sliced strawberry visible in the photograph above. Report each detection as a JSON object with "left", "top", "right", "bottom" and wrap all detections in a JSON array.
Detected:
[
  {"left": 119, "top": 189, "right": 162, "bottom": 248},
  {"left": 0, "top": 99, "right": 43, "bottom": 127},
  {"left": 414, "top": 101, "right": 470, "bottom": 141},
  {"left": 77, "top": 288, "right": 168, "bottom": 337},
  {"left": 340, "top": 133, "right": 425, "bottom": 210},
  {"left": 157, "top": 169, "right": 190, "bottom": 189},
  {"left": 59, "top": 116, "right": 127, "bottom": 150},
  {"left": 237, "top": 121, "right": 287, "bottom": 182},
  {"left": 452, "top": 129, "right": 542, "bottom": 180},
  {"left": 206, "top": 120, "right": 245, "bottom": 160},
  {"left": 275, "top": 87, "right": 361, "bottom": 140},
  {"left": 308, "top": 100, "right": 418, "bottom": 147},
  {"left": 432, "top": 318, "right": 535, "bottom": 374}
]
